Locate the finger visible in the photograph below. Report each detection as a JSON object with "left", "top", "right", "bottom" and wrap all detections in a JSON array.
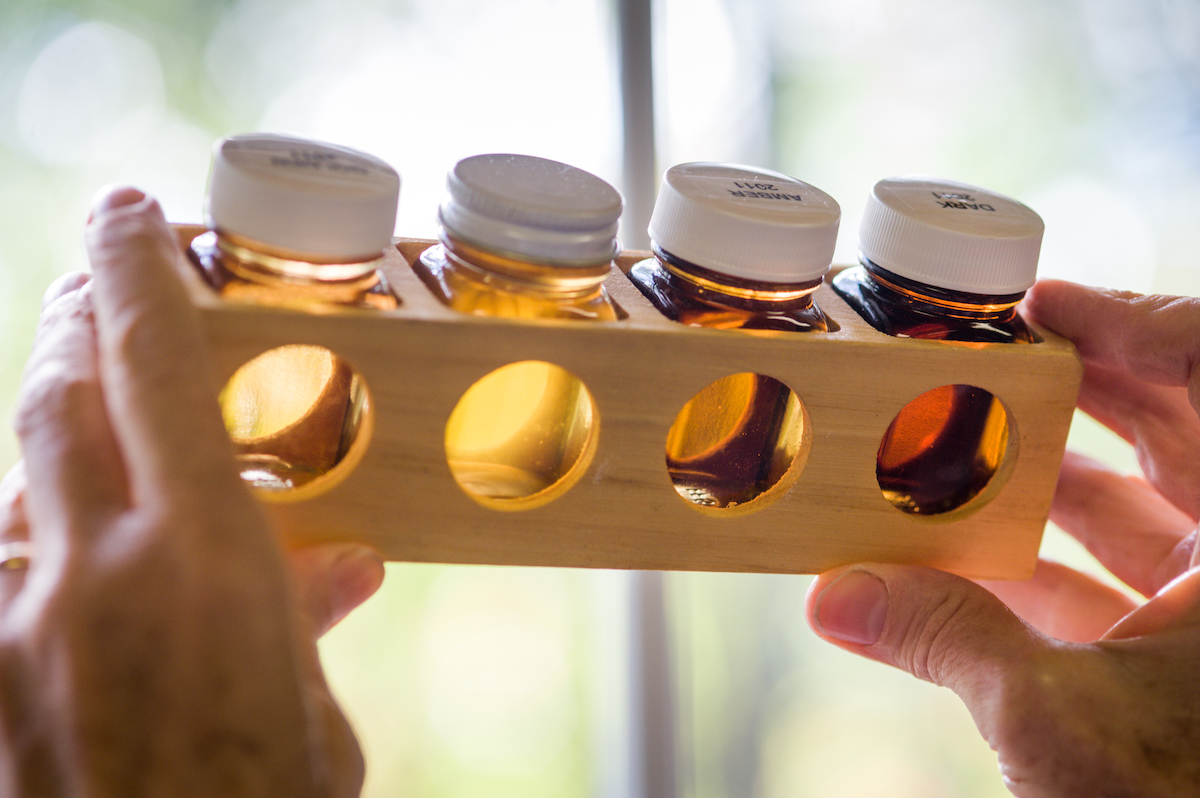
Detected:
[
  {"left": 8, "top": 270, "right": 108, "bottom": 580},
  {"left": 285, "top": 545, "right": 380, "bottom": 796},
  {"left": 42, "top": 272, "right": 91, "bottom": 311},
  {"left": 1051, "top": 451, "right": 1194, "bottom": 595},
  {"left": 0, "top": 463, "right": 30, "bottom": 605},
  {"left": 304, "top": 677, "right": 366, "bottom": 798},
  {"left": 0, "top": 462, "right": 28, "bottom": 539},
  {"left": 980, "top": 560, "right": 1138, "bottom": 642},
  {"left": 14, "top": 281, "right": 129, "bottom": 542},
  {"left": 806, "top": 564, "right": 1055, "bottom": 760},
  {"left": 1105, "top": 566, "right": 1200, "bottom": 640},
  {"left": 806, "top": 565, "right": 1041, "bottom": 708},
  {"left": 1074, "top": 363, "right": 1200, "bottom": 520},
  {"left": 83, "top": 187, "right": 239, "bottom": 509},
  {"left": 1025, "top": 280, "right": 1200, "bottom": 399},
  {"left": 1027, "top": 281, "right": 1200, "bottom": 519},
  {"left": 286, "top": 544, "right": 385, "bottom": 638}
]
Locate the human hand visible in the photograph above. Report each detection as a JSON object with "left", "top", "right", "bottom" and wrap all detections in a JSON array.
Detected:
[
  {"left": 0, "top": 186, "right": 383, "bottom": 796},
  {"left": 806, "top": 279, "right": 1200, "bottom": 798}
]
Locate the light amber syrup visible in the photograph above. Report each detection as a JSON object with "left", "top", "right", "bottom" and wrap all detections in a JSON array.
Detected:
[
  {"left": 833, "top": 259, "right": 1037, "bottom": 515},
  {"left": 413, "top": 234, "right": 618, "bottom": 503},
  {"left": 627, "top": 247, "right": 830, "bottom": 508},
  {"left": 190, "top": 231, "right": 397, "bottom": 491}
]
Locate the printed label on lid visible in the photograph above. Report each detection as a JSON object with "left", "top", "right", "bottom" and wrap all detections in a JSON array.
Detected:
[
  {"left": 858, "top": 176, "right": 1044, "bottom": 294},
  {"left": 265, "top": 149, "right": 370, "bottom": 176},
  {"left": 680, "top": 173, "right": 838, "bottom": 213},
  {"left": 206, "top": 133, "right": 400, "bottom": 259},
  {"left": 878, "top": 179, "right": 1038, "bottom": 227},
  {"left": 221, "top": 135, "right": 395, "bottom": 187},
  {"left": 648, "top": 163, "right": 840, "bottom": 282}
]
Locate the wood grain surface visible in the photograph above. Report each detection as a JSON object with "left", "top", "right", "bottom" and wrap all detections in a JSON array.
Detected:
[{"left": 177, "top": 226, "right": 1082, "bottom": 579}]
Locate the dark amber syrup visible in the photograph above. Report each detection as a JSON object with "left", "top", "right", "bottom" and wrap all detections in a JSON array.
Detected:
[
  {"left": 833, "top": 258, "right": 1035, "bottom": 515},
  {"left": 627, "top": 248, "right": 826, "bottom": 508}
]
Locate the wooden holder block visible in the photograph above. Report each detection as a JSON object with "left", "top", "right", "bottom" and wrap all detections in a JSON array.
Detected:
[{"left": 177, "top": 226, "right": 1081, "bottom": 580}]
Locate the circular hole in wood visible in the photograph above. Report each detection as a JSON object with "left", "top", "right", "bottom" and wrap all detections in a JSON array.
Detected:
[
  {"left": 445, "top": 361, "right": 599, "bottom": 510},
  {"left": 665, "top": 373, "right": 809, "bottom": 513},
  {"left": 877, "top": 384, "right": 1015, "bottom": 515},
  {"left": 220, "top": 344, "right": 372, "bottom": 499}
]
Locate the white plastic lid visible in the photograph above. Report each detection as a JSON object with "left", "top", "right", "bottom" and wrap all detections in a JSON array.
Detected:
[
  {"left": 647, "top": 162, "right": 840, "bottom": 283},
  {"left": 438, "top": 153, "right": 622, "bottom": 266},
  {"left": 859, "top": 176, "right": 1044, "bottom": 294},
  {"left": 205, "top": 133, "right": 400, "bottom": 261}
]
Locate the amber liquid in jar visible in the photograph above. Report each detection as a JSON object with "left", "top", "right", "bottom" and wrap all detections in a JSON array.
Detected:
[
  {"left": 413, "top": 233, "right": 617, "bottom": 503},
  {"left": 628, "top": 248, "right": 825, "bottom": 508},
  {"left": 191, "top": 231, "right": 397, "bottom": 491},
  {"left": 630, "top": 246, "right": 831, "bottom": 332},
  {"left": 416, "top": 234, "right": 617, "bottom": 322},
  {"left": 833, "top": 259, "right": 1036, "bottom": 514}
]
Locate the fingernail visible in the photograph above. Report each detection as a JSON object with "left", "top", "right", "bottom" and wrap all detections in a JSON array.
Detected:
[
  {"left": 815, "top": 570, "right": 888, "bottom": 645},
  {"left": 87, "top": 185, "right": 146, "bottom": 223},
  {"left": 327, "top": 545, "right": 385, "bottom": 622}
]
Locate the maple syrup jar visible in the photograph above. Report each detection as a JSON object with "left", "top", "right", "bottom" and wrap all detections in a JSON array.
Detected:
[
  {"left": 628, "top": 162, "right": 839, "bottom": 332},
  {"left": 627, "top": 162, "right": 840, "bottom": 510},
  {"left": 411, "top": 153, "right": 624, "bottom": 509},
  {"left": 189, "top": 133, "right": 400, "bottom": 495},
  {"left": 833, "top": 176, "right": 1045, "bottom": 516},
  {"left": 414, "top": 153, "right": 622, "bottom": 322}
]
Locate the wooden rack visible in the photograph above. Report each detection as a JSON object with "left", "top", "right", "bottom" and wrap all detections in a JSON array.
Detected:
[{"left": 178, "top": 226, "right": 1081, "bottom": 580}]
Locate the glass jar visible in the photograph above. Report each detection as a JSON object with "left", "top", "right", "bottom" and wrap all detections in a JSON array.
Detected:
[
  {"left": 833, "top": 176, "right": 1044, "bottom": 515},
  {"left": 189, "top": 132, "right": 400, "bottom": 492},
  {"left": 627, "top": 162, "right": 841, "bottom": 509},
  {"left": 411, "top": 153, "right": 623, "bottom": 508}
]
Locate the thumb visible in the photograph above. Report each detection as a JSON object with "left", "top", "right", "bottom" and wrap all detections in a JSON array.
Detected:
[
  {"left": 285, "top": 542, "right": 383, "bottom": 797},
  {"left": 287, "top": 543, "right": 386, "bottom": 638},
  {"left": 806, "top": 565, "right": 1041, "bottom": 703}
]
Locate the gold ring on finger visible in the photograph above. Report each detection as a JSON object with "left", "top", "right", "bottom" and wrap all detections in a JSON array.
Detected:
[{"left": 0, "top": 541, "right": 33, "bottom": 571}]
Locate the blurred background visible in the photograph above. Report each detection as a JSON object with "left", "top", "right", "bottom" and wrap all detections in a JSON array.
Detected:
[{"left": 0, "top": 0, "right": 1191, "bottom": 794}]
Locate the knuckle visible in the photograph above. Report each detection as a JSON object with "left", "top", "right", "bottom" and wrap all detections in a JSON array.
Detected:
[
  {"left": 41, "top": 272, "right": 91, "bottom": 311},
  {"left": 102, "top": 280, "right": 200, "bottom": 377},
  {"left": 893, "top": 589, "right": 973, "bottom": 684},
  {"left": 87, "top": 203, "right": 168, "bottom": 255},
  {"left": 33, "top": 283, "right": 94, "bottom": 338},
  {"left": 1123, "top": 295, "right": 1200, "bottom": 379},
  {"left": 15, "top": 294, "right": 98, "bottom": 440},
  {"left": 14, "top": 365, "right": 97, "bottom": 443},
  {"left": 891, "top": 582, "right": 1012, "bottom": 690},
  {"left": 106, "top": 301, "right": 160, "bottom": 363},
  {"left": 105, "top": 304, "right": 195, "bottom": 396}
]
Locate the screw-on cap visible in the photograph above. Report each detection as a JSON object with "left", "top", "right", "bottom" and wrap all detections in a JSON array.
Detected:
[
  {"left": 859, "top": 176, "right": 1044, "bottom": 294},
  {"left": 438, "top": 153, "right": 623, "bottom": 266},
  {"left": 647, "top": 162, "right": 840, "bottom": 283},
  {"left": 204, "top": 133, "right": 400, "bottom": 261}
]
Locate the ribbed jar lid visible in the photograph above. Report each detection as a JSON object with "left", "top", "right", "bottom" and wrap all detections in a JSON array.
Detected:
[
  {"left": 859, "top": 176, "right": 1044, "bottom": 294},
  {"left": 647, "top": 162, "right": 840, "bottom": 283},
  {"left": 205, "top": 133, "right": 400, "bottom": 261},
  {"left": 438, "top": 153, "right": 623, "bottom": 266}
]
